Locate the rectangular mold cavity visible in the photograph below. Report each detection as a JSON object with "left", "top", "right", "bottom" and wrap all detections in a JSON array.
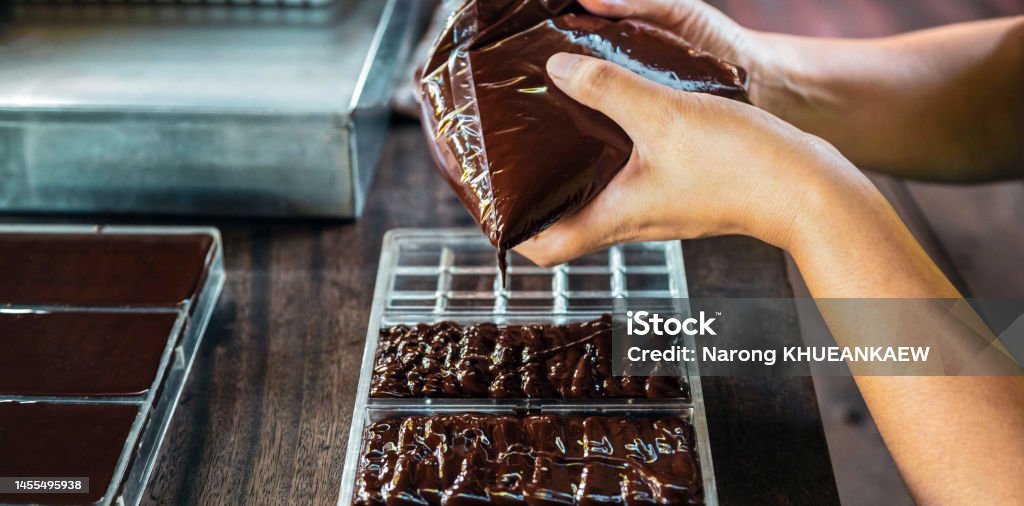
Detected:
[
  {"left": 625, "top": 272, "right": 673, "bottom": 293},
  {"left": 346, "top": 408, "right": 704, "bottom": 505},
  {"left": 393, "top": 242, "right": 444, "bottom": 267},
  {"left": 507, "top": 273, "right": 554, "bottom": 293},
  {"left": 449, "top": 273, "right": 496, "bottom": 293},
  {"left": 567, "top": 273, "right": 612, "bottom": 294},
  {"left": 0, "top": 310, "right": 182, "bottom": 397},
  {"left": 391, "top": 274, "right": 439, "bottom": 293},
  {"left": 338, "top": 229, "right": 716, "bottom": 506},
  {"left": 565, "top": 296, "right": 617, "bottom": 311},
  {"left": 506, "top": 296, "right": 557, "bottom": 312},
  {"left": 445, "top": 295, "right": 499, "bottom": 310},
  {"left": 0, "top": 225, "right": 225, "bottom": 506},
  {"left": 620, "top": 242, "right": 672, "bottom": 266},
  {"left": 568, "top": 250, "right": 612, "bottom": 267}
]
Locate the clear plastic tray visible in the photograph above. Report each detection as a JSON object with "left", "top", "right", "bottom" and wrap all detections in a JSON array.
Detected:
[
  {"left": 338, "top": 228, "right": 717, "bottom": 505},
  {"left": 0, "top": 225, "right": 226, "bottom": 506}
]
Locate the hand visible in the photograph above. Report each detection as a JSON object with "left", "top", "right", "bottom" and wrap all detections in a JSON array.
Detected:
[
  {"left": 577, "top": 0, "right": 772, "bottom": 105},
  {"left": 514, "top": 53, "right": 875, "bottom": 267},
  {"left": 578, "top": 1, "right": 1024, "bottom": 181}
]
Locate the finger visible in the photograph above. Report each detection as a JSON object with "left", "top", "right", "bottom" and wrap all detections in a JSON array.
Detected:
[
  {"left": 514, "top": 212, "right": 603, "bottom": 268},
  {"left": 578, "top": 0, "right": 741, "bottom": 59},
  {"left": 546, "top": 53, "right": 672, "bottom": 140},
  {"left": 578, "top": 0, "right": 707, "bottom": 29},
  {"left": 514, "top": 157, "right": 642, "bottom": 267}
]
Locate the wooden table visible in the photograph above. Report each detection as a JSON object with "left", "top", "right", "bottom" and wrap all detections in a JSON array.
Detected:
[{"left": 140, "top": 122, "right": 838, "bottom": 505}]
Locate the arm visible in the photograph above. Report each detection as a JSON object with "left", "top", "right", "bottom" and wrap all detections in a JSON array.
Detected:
[
  {"left": 760, "top": 18, "right": 1024, "bottom": 181},
  {"left": 579, "top": 0, "right": 1024, "bottom": 181},
  {"left": 790, "top": 158, "right": 1024, "bottom": 504},
  {"left": 520, "top": 52, "right": 1024, "bottom": 504}
]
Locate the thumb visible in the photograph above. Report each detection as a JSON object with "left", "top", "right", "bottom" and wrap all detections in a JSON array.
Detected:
[
  {"left": 577, "top": 0, "right": 743, "bottom": 62},
  {"left": 513, "top": 194, "right": 616, "bottom": 268},
  {"left": 546, "top": 53, "right": 669, "bottom": 140}
]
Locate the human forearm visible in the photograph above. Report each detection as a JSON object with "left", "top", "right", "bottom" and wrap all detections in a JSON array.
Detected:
[
  {"left": 787, "top": 161, "right": 1024, "bottom": 505},
  {"left": 856, "top": 376, "right": 1024, "bottom": 505},
  {"left": 752, "top": 17, "right": 1024, "bottom": 181},
  {"left": 786, "top": 158, "right": 957, "bottom": 298},
  {"left": 579, "top": 1, "right": 1023, "bottom": 178}
]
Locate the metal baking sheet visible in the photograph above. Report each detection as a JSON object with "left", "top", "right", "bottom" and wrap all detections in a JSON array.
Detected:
[
  {"left": 338, "top": 228, "right": 717, "bottom": 505},
  {"left": 0, "top": 225, "right": 225, "bottom": 506},
  {"left": 0, "top": 0, "right": 426, "bottom": 218}
]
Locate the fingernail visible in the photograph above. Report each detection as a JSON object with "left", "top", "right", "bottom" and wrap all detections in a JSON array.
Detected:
[
  {"left": 593, "top": 0, "right": 629, "bottom": 13},
  {"left": 547, "top": 53, "right": 582, "bottom": 81}
]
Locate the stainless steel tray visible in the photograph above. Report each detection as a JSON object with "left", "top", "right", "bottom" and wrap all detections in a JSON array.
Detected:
[
  {"left": 0, "top": 225, "right": 225, "bottom": 506},
  {"left": 0, "top": 0, "right": 426, "bottom": 218},
  {"left": 338, "top": 228, "right": 717, "bottom": 505}
]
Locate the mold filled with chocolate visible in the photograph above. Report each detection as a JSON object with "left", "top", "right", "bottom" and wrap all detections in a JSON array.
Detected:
[
  {"left": 370, "top": 314, "right": 688, "bottom": 399},
  {"left": 0, "top": 226, "right": 225, "bottom": 506},
  {"left": 0, "top": 402, "right": 139, "bottom": 505},
  {"left": 352, "top": 413, "right": 703, "bottom": 505},
  {"left": 0, "top": 233, "right": 213, "bottom": 306},
  {"left": 0, "top": 311, "right": 179, "bottom": 397},
  {"left": 420, "top": 0, "right": 749, "bottom": 273}
]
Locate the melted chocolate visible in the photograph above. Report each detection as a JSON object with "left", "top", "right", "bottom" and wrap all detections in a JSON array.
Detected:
[
  {"left": 370, "top": 314, "right": 688, "bottom": 399},
  {"left": 0, "top": 311, "right": 179, "bottom": 396},
  {"left": 420, "top": 0, "right": 748, "bottom": 275},
  {"left": 352, "top": 414, "right": 703, "bottom": 505},
  {"left": 0, "top": 402, "right": 138, "bottom": 505},
  {"left": 0, "top": 233, "right": 213, "bottom": 306}
]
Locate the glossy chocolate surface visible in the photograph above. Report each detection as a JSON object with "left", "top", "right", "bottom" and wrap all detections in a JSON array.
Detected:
[
  {"left": 370, "top": 314, "right": 688, "bottom": 399},
  {"left": 353, "top": 414, "right": 703, "bottom": 505},
  {"left": 420, "top": 0, "right": 748, "bottom": 271},
  {"left": 0, "top": 233, "right": 213, "bottom": 306},
  {"left": 0, "top": 402, "right": 138, "bottom": 505},
  {"left": 0, "top": 311, "right": 178, "bottom": 396}
]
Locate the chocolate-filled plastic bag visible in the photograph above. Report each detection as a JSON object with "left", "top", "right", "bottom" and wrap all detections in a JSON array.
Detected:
[{"left": 419, "top": 0, "right": 749, "bottom": 271}]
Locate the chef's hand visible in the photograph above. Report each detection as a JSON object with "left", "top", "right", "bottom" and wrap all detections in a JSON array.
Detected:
[
  {"left": 577, "top": 0, "right": 766, "bottom": 100},
  {"left": 514, "top": 53, "right": 876, "bottom": 267},
  {"left": 578, "top": 0, "right": 1024, "bottom": 181},
  {"left": 515, "top": 53, "right": 1024, "bottom": 506}
]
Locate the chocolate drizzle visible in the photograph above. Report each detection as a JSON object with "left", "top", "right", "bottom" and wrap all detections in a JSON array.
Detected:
[
  {"left": 370, "top": 314, "right": 688, "bottom": 399},
  {"left": 352, "top": 414, "right": 703, "bottom": 505},
  {"left": 420, "top": 0, "right": 749, "bottom": 276}
]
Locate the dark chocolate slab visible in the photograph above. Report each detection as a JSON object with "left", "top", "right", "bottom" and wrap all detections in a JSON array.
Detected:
[
  {"left": 370, "top": 314, "right": 688, "bottom": 399},
  {"left": 0, "top": 311, "right": 178, "bottom": 396},
  {"left": 0, "top": 402, "right": 138, "bottom": 505},
  {"left": 352, "top": 414, "right": 703, "bottom": 505},
  {"left": 0, "top": 233, "right": 213, "bottom": 306}
]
